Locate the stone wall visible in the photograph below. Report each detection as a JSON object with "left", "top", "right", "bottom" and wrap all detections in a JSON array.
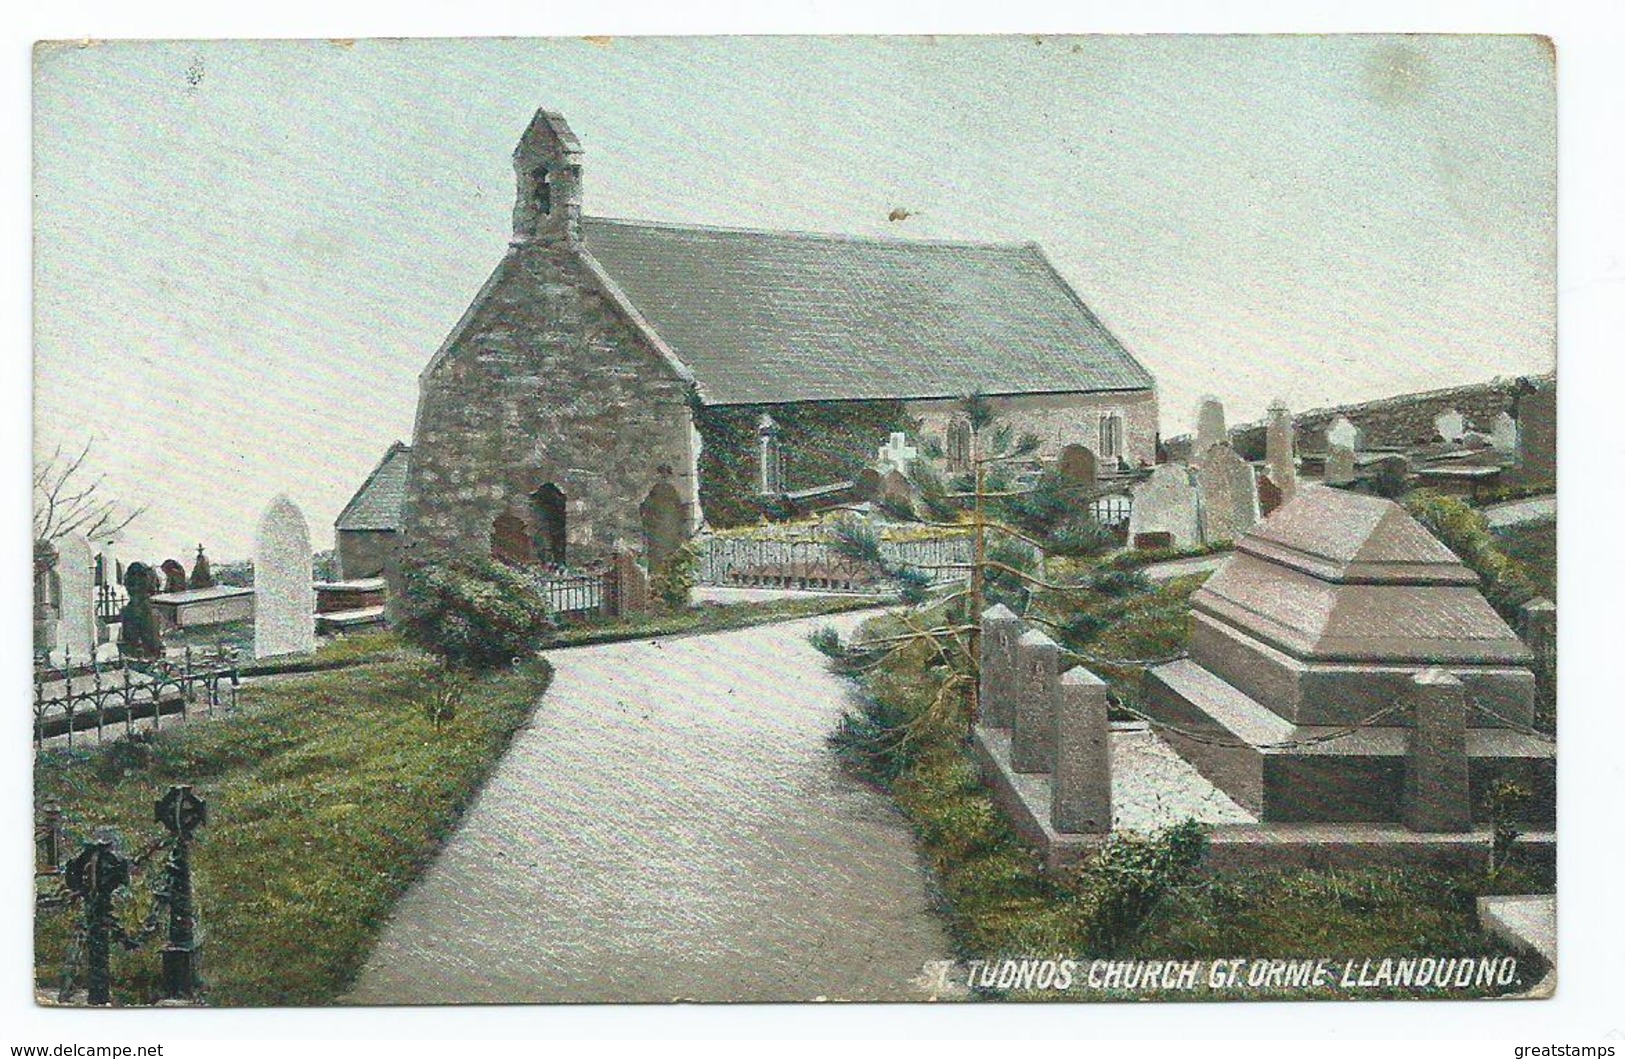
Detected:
[
  {"left": 401, "top": 240, "right": 700, "bottom": 575},
  {"left": 1166, "top": 374, "right": 1555, "bottom": 480},
  {"left": 337, "top": 528, "right": 400, "bottom": 582},
  {"left": 907, "top": 389, "right": 1159, "bottom": 469}
]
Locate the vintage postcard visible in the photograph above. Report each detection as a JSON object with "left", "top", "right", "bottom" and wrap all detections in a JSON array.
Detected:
[{"left": 31, "top": 34, "right": 1556, "bottom": 1008}]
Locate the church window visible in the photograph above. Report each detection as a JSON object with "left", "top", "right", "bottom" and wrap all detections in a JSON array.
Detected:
[
  {"left": 1098, "top": 412, "right": 1124, "bottom": 460},
  {"left": 531, "top": 165, "right": 552, "bottom": 216},
  {"left": 757, "top": 414, "right": 784, "bottom": 494}
]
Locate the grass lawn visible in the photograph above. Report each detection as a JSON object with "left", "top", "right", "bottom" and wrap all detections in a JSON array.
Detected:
[
  {"left": 34, "top": 656, "right": 551, "bottom": 1006},
  {"left": 827, "top": 573, "right": 1548, "bottom": 1001}
]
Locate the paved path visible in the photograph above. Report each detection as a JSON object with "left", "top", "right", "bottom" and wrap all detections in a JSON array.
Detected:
[
  {"left": 346, "top": 610, "right": 952, "bottom": 1004},
  {"left": 1482, "top": 494, "right": 1556, "bottom": 529}
]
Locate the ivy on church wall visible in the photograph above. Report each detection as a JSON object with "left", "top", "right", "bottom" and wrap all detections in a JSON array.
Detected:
[{"left": 692, "top": 399, "right": 917, "bottom": 527}]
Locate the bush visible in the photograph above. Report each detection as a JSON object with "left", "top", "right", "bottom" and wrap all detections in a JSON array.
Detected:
[
  {"left": 1077, "top": 819, "right": 1210, "bottom": 953},
  {"left": 1404, "top": 491, "right": 1540, "bottom": 624},
  {"left": 398, "top": 556, "right": 555, "bottom": 672},
  {"left": 649, "top": 541, "right": 700, "bottom": 611}
]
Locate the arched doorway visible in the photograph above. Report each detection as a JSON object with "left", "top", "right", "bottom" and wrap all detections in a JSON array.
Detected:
[
  {"left": 530, "top": 484, "right": 567, "bottom": 567},
  {"left": 640, "top": 482, "right": 686, "bottom": 573}
]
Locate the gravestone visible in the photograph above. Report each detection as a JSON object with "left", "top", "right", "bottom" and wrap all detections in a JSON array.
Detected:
[
  {"left": 876, "top": 432, "right": 919, "bottom": 476},
  {"left": 253, "top": 495, "right": 315, "bottom": 659},
  {"left": 611, "top": 546, "right": 651, "bottom": 617},
  {"left": 1128, "top": 463, "right": 1201, "bottom": 549},
  {"left": 1054, "top": 444, "right": 1098, "bottom": 492},
  {"left": 854, "top": 467, "right": 884, "bottom": 502},
  {"left": 1434, "top": 409, "right": 1467, "bottom": 444},
  {"left": 882, "top": 469, "right": 913, "bottom": 503},
  {"left": 1326, "top": 416, "right": 1361, "bottom": 453},
  {"left": 160, "top": 559, "right": 188, "bottom": 594},
  {"left": 1264, "top": 399, "right": 1296, "bottom": 503},
  {"left": 1491, "top": 411, "right": 1519, "bottom": 455},
  {"left": 1194, "top": 444, "right": 1261, "bottom": 543},
  {"left": 52, "top": 534, "right": 96, "bottom": 664},
  {"left": 640, "top": 482, "right": 686, "bottom": 574},
  {"left": 1332, "top": 425, "right": 1358, "bottom": 484},
  {"left": 188, "top": 544, "right": 215, "bottom": 590},
  {"left": 1194, "top": 396, "right": 1227, "bottom": 457}
]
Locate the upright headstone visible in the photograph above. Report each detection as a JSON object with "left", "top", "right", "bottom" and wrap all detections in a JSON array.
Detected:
[
  {"left": 1325, "top": 418, "right": 1358, "bottom": 486},
  {"left": 854, "top": 467, "right": 884, "bottom": 502},
  {"left": 188, "top": 544, "right": 216, "bottom": 590},
  {"left": 1257, "top": 474, "right": 1285, "bottom": 517},
  {"left": 1264, "top": 399, "right": 1296, "bottom": 503},
  {"left": 1052, "top": 666, "right": 1112, "bottom": 834},
  {"left": 1326, "top": 416, "right": 1361, "bottom": 453},
  {"left": 160, "top": 559, "right": 188, "bottom": 594},
  {"left": 1434, "top": 409, "right": 1467, "bottom": 444},
  {"left": 1128, "top": 463, "right": 1201, "bottom": 549},
  {"left": 1402, "top": 669, "right": 1471, "bottom": 833},
  {"left": 254, "top": 495, "right": 315, "bottom": 659},
  {"left": 978, "top": 604, "right": 1021, "bottom": 729},
  {"left": 1195, "top": 444, "right": 1262, "bottom": 544},
  {"left": 1491, "top": 411, "right": 1519, "bottom": 455},
  {"left": 611, "top": 546, "right": 651, "bottom": 617},
  {"left": 1194, "top": 396, "right": 1227, "bottom": 458},
  {"left": 53, "top": 534, "right": 96, "bottom": 663},
  {"left": 1011, "top": 629, "right": 1060, "bottom": 774},
  {"left": 881, "top": 469, "right": 913, "bottom": 503},
  {"left": 1054, "top": 444, "right": 1098, "bottom": 493}
]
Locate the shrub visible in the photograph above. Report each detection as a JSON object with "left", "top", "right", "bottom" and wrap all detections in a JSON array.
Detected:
[
  {"left": 1077, "top": 819, "right": 1210, "bottom": 953},
  {"left": 398, "top": 556, "right": 555, "bottom": 672},
  {"left": 1404, "top": 491, "right": 1540, "bottom": 624},
  {"left": 649, "top": 541, "right": 700, "bottom": 611}
]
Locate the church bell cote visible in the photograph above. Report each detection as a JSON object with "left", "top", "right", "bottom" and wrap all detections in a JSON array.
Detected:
[{"left": 512, "top": 109, "right": 583, "bottom": 247}]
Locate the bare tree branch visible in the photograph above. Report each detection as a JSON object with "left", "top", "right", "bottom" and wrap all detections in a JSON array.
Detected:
[{"left": 33, "top": 438, "right": 144, "bottom": 545}]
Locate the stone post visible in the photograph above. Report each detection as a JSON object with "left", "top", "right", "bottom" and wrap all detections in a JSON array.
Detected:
[
  {"left": 1265, "top": 399, "right": 1296, "bottom": 504},
  {"left": 610, "top": 547, "right": 650, "bottom": 619},
  {"left": 1522, "top": 597, "right": 1555, "bottom": 658},
  {"left": 1053, "top": 666, "right": 1112, "bottom": 834},
  {"left": 1011, "top": 628, "right": 1060, "bottom": 774},
  {"left": 978, "top": 605, "right": 1021, "bottom": 728},
  {"left": 1403, "top": 669, "right": 1471, "bottom": 833}
]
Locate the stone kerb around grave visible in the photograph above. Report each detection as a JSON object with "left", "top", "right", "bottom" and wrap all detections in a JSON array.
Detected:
[
  {"left": 1053, "top": 667, "right": 1112, "bottom": 835},
  {"left": 1011, "top": 628, "right": 1060, "bottom": 774},
  {"left": 977, "top": 604, "right": 1021, "bottom": 728}
]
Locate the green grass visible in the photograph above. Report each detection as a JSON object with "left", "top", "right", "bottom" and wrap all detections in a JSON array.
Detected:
[
  {"left": 34, "top": 656, "right": 551, "bottom": 1006},
  {"left": 550, "top": 594, "right": 881, "bottom": 648},
  {"left": 827, "top": 577, "right": 1544, "bottom": 1001}
]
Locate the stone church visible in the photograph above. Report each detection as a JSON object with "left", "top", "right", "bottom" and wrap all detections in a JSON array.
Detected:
[{"left": 399, "top": 108, "right": 1159, "bottom": 577}]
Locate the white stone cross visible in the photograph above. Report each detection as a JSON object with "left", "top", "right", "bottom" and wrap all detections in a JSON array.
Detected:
[{"left": 877, "top": 432, "right": 919, "bottom": 475}]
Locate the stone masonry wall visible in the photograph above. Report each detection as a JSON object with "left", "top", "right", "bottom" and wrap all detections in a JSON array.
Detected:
[
  {"left": 401, "top": 240, "right": 698, "bottom": 574},
  {"left": 907, "top": 389, "right": 1159, "bottom": 469}
]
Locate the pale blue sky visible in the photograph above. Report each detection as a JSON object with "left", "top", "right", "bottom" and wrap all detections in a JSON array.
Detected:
[{"left": 33, "top": 35, "right": 1555, "bottom": 561}]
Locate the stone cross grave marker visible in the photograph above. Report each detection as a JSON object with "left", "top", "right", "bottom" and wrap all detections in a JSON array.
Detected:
[
  {"left": 52, "top": 533, "right": 96, "bottom": 666},
  {"left": 1195, "top": 445, "right": 1261, "bottom": 543},
  {"left": 876, "top": 432, "right": 918, "bottom": 476},
  {"left": 1434, "top": 409, "right": 1467, "bottom": 443},
  {"left": 1128, "top": 463, "right": 1201, "bottom": 549},
  {"left": 1194, "top": 396, "right": 1227, "bottom": 457},
  {"left": 254, "top": 495, "right": 315, "bottom": 659}
]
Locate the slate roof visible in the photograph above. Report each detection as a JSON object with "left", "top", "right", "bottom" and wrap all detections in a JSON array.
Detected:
[
  {"left": 580, "top": 217, "right": 1154, "bottom": 406},
  {"left": 335, "top": 442, "right": 411, "bottom": 532}
]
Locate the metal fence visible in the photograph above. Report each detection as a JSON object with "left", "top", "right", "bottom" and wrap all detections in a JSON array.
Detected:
[
  {"left": 523, "top": 569, "right": 608, "bottom": 619},
  {"left": 34, "top": 648, "right": 240, "bottom": 749},
  {"left": 696, "top": 533, "right": 973, "bottom": 589}
]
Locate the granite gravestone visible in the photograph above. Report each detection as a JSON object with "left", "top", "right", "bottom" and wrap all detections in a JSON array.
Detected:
[
  {"left": 1434, "top": 409, "right": 1467, "bottom": 443},
  {"left": 1491, "top": 411, "right": 1519, "bottom": 455},
  {"left": 1325, "top": 416, "right": 1359, "bottom": 486},
  {"left": 1055, "top": 444, "right": 1098, "bottom": 492},
  {"left": 1194, "top": 444, "right": 1261, "bottom": 544},
  {"left": 1128, "top": 463, "right": 1201, "bottom": 549},
  {"left": 253, "top": 495, "right": 315, "bottom": 659}
]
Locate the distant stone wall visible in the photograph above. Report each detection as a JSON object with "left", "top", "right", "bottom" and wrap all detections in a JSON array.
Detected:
[{"left": 1166, "top": 374, "right": 1554, "bottom": 483}]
